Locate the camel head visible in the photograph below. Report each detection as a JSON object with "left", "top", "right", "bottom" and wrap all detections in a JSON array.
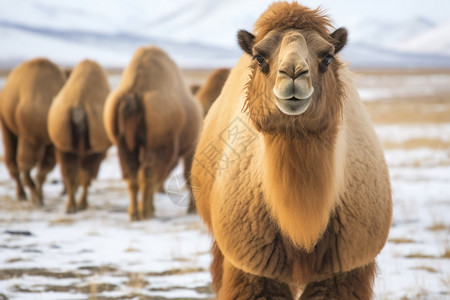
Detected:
[{"left": 238, "top": 2, "right": 348, "bottom": 136}]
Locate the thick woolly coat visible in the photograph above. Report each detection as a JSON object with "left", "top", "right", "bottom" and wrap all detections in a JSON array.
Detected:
[{"left": 192, "top": 1, "right": 392, "bottom": 294}]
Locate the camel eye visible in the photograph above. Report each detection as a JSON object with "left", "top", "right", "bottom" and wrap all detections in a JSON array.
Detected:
[
  {"left": 319, "top": 54, "right": 334, "bottom": 72},
  {"left": 254, "top": 55, "right": 265, "bottom": 66}
]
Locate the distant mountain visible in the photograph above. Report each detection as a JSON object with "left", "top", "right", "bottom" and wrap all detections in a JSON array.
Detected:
[
  {"left": 1, "top": 1, "right": 450, "bottom": 69},
  {"left": 394, "top": 21, "right": 450, "bottom": 56}
]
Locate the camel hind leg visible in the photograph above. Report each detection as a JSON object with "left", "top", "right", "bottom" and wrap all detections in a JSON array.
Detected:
[
  {"left": 117, "top": 138, "right": 140, "bottom": 221},
  {"left": 77, "top": 152, "right": 106, "bottom": 211},
  {"left": 35, "top": 144, "right": 57, "bottom": 202},
  {"left": 138, "top": 163, "right": 155, "bottom": 220},
  {"left": 17, "top": 138, "right": 45, "bottom": 206},
  {"left": 56, "top": 150, "right": 80, "bottom": 213},
  {"left": 299, "top": 262, "right": 376, "bottom": 300},
  {"left": 0, "top": 121, "right": 26, "bottom": 200}
]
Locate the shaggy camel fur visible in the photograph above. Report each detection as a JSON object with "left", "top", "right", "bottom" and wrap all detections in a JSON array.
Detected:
[
  {"left": 194, "top": 68, "right": 230, "bottom": 116},
  {"left": 103, "top": 46, "right": 203, "bottom": 221},
  {"left": 0, "top": 58, "right": 66, "bottom": 205},
  {"left": 48, "top": 60, "right": 111, "bottom": 213},
  {"left": 191, "top": 2, "right": 392, "bottom": 299}
]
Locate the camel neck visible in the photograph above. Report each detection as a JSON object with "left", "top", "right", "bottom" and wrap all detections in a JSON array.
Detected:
[{"left": 262, "top": 132, "right": 338, "bottom": 251}]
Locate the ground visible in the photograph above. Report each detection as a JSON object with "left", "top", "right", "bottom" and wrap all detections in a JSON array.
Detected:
[{"left": 0, "top": 68, "right": 449, "bottom": 300}]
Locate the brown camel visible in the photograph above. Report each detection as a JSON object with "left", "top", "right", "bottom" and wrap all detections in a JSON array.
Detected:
[
  {"left": 0, "top": 58, "right": 66, "bottom": 205},
  {"left": 103, "top": 46, "right": 203, "bottom": 221},
  {"left": 191, "top": 2, "right": 392, "bottom": 299},
  {"left": 48, "top": 59, "right": 111, "bottom": 213},
  {"left": 194, "top": 68, "right": 230, "bottom": 116}
]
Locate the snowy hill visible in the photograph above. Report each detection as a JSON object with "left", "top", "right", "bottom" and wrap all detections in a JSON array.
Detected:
[{"left": 1, "top": 0, "right": 450, "bottom": 69}]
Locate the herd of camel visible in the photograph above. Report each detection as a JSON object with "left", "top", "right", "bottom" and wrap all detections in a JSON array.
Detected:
[
  {"left": 0, "top": 47, "right": 228, "bottom": 220},
  {"left": 0, "top": 2, "right": 393, "bottom": 299}
]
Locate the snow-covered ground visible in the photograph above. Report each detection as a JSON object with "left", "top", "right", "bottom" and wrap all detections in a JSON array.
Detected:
[{"left": 1, "top": 71, "right": 450, "bottom": 299}]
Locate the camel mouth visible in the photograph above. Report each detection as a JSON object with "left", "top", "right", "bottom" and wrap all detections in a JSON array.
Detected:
[{"left": 275, "top": 95, "right": 312, "bottom": 115}]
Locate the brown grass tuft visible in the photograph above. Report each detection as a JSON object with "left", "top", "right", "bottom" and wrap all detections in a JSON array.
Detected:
[{"left": 388, "top": 238, "right": 415, "bottom": 244}]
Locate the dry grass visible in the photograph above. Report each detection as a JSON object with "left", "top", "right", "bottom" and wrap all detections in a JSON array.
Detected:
[
  {"left": 388, "top": 238, "right": 416, "bottom": 244},
  {"left": 411, "top": 266, "right": 439, "bottom": 273},
  {"left": 427, "top": 223, "right": 449, "bottom": 231},
  {"left": 404, "top": 253, "right": 437, "bottom": 259},
  {"left": 441, "top": 249, "right": 450, "bottom": 259},
  {"left": 383, "top": 138, "right": 450, "bottom": 150},
  {"left": 49, "top": 217, "right": 76, "bottom": 226},
  {"left": 352, "top": 68, "right": 450, "bottom": 76},
  {"left": 364, "top": 97, "right": 450, "bottom": 124}
]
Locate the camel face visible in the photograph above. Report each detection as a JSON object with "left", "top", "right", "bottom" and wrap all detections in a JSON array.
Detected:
[
  {"left": 238, "top": 27, "right": 347, "bottom": 135},
  {"left": 272, "top": 31, "right": 314, "bottom": 115}
]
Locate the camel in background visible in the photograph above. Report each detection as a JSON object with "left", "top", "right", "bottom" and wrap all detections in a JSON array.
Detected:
[{"left": 0, "top": 58, "right": 66, "bottom": 206}]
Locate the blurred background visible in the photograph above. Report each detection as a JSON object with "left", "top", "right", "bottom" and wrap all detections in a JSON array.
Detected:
[
  {"left": 1, "top": 0, "right": 450, "bottom": 69},
  {"left": 0, "top": 1, "right": 449, "bottom": 300}
]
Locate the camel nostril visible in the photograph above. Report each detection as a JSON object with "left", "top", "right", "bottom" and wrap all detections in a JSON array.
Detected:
[
  {"left": 279, "top": 69, "right": 309, "bottom": 80},
  {"left": 293, "top": 69, "right": 309, "bottom": 79},
  {"left": 279, "top": 70, "right": 290, "bottom": 78}
]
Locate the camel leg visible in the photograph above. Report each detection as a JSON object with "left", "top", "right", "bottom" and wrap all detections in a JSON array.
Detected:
[
  {"left": 17, "top": 138, "right": 44, "bottom": 206},
  {"left": 116, "top": 139, "right": 141, "bottom": 221},
  {"left": 77, "top": 152, "right": 106, "bottom": 211},
  {"left": 218, "top": 257, "right": 294, "bottom": 300},
  {"left": 210, "top": 240, "right": 225, "bottom": 294},
  {"left": 0, "top": 122, "right": 26, "bottom": 200},
  {"left": 299, "top": 262, "right": 376, "bottom": 300},
  {"left": 157, "top": 183, "right": 166, "bottom": 193},
  {"left": 138, "top": 166, "right": 155, "bottom": 220},
  {"left": 77, "top": 169, "right": 90, "bottom": 211},
  {"left": 183, "top": 149, "right": 197, "bottom": 214},
  {"left": 56, "top": 150, "right": 79, "bottom": 214},
  {"left": 126, "top": 178, "right": 139, "bottom": 221},
  {"left": 35, "top": 144, "right": 57, "bottom": 203},
  {"left": 22, "top": 171, "right": 41, "bottom": 206}
]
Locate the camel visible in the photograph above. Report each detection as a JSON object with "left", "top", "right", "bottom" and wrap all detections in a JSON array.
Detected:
[
  {"left": 194, "top": 68, "right": 230, "bottom": 116},
  {"left": 103, "top": 46, "right": 203, "bottom": 221},
  {"left": 191, "top": 2, "right": 392, "bottom": 299},
  {"left": 48, "top": 59, "right": 111, "bottom": 213},
  {"left": 0, "top": 58, "right": 66, "bottom": 205}
]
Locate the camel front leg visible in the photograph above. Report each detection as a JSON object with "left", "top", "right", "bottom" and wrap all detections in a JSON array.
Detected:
[
  {"left": 218, "top": 258, "right": 294, "bottom": 300},
  {"left": 299, "top": 262, "right": 376, "bottom": 300}
]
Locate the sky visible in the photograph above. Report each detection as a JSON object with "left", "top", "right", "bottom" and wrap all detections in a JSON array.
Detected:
[
  {"left": 1, "top": 0, "right": 450, "bottom": 68},
  {"left": 250, "top": 0, "right": 450, "bottom": 24}
]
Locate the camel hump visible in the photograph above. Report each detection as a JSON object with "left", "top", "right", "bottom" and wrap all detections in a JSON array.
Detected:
[
  {"left": 117, "top": 93, "right": 144, "bottom": 151},
  {"left": 70, "top": 106, "right": 90, "bottom": 155}
]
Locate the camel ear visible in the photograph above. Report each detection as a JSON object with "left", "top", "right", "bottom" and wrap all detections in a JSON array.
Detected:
[
  {"left": 237, "top": 30, "right": 255, "bottom": 55},
  {"left": 330, "top": 27, "right": 347, "bottom": 54}
]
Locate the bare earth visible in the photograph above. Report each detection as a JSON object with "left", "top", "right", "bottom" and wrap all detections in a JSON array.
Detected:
[{"left": 0, "top": 68, "right": 449, "bottom": 300}]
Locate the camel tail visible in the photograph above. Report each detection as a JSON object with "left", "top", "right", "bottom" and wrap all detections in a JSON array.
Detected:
[
  {"left": 70, "top": 106, "right": 90, "bottom": 157},
  {"left": 117, "top": 94, "right": 144, "bottom": 151}
]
